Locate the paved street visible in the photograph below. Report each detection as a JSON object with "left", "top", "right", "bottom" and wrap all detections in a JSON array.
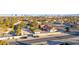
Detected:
[
  {"left": 10, "top": 34, "right": 79, "bottom": 45},
  {"left": 9, "top": 28, "right": 79, "bottom": 45}
]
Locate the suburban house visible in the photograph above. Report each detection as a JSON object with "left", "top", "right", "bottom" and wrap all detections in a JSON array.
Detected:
[
  {"left": 52, "top": 22, "right": 64, "bottom": 30},
  {"left": 39, "top": 24, "right": 58, "bottom": 32},
  {"left": 49, "top": 27, "right": 58, "bottom": 32}
]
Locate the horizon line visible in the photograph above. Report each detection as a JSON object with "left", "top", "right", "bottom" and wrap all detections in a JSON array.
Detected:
[{"left": 0, "top": 14, "right": 79, "bottom": 16}]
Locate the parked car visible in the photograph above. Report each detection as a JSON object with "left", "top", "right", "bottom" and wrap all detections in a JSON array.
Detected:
[
  {"left": 27, "top": 33, "right": 39, "bottom": 38},
  {"left": 27, "top": 34, "right": 33, "bottom": 37},
  {"left": 20, "top": 36, "right": 27, "bottom": 39},
  {"left": 33, "top": 34, "right": 39, "bottom": 38}
]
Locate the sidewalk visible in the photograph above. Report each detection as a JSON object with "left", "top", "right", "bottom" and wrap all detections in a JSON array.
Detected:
[
  {"left": 15, "top": 32, "right": 69, "bottom": 42},
  {"left": 33, "top": 32, "right": 69, "bottom": 38}
]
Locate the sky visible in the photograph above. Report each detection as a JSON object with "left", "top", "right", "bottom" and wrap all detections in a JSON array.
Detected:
[{"left": 0, "top": 0, "right": 79, "bottom": 15}]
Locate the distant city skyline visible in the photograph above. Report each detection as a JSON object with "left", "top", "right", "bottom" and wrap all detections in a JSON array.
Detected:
[{"left": 0, "top": 14, "right": 79, "bottom": 16}]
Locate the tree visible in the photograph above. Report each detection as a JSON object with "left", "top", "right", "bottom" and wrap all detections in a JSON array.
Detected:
[
  {"left": 20, "top": 22, "right": 26, "bottom": 27},
  {"left": 65, "top": 27, "right": 70, "bottom": 32},
  {"left": 0, "top": 40, "right": 9, "bottom": 45},
  {"left": 16, "top": 25, "right": 21, "bottom": 36}
]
